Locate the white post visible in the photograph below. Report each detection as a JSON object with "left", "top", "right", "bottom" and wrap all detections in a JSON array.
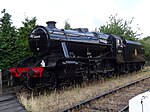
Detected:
[{"left": 0, "top": 69, "right": 2, "bottom": 93}]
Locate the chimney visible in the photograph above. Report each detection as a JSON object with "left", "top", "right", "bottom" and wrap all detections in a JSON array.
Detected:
[{"left": 46, "top": 21, "right": 56, "bottom": 29}]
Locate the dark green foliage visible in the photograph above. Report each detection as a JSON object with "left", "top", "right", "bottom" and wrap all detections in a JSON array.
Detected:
[
  {"left": 16, "top": 17, "right": 37, "bottom": 60},
  {"left": 0, "top": 9, "right": 37, "bottom": 69},
  {"left": 99, "top": 14, "right": 138, "bottom": 40},
  {"left": 64, "top": 20, "right": 72, "bottom": 30},
  {"left": 17, "top": 17, "right": 37, "bottom": 38},
  {"left": 143, "top": 36, "right": 150, "bottom": 41},
  {"left": 0, "top": 9, "right": 17, "bottom": 68},
  {"left": 139, "top": 36, "right": 150, "bottom": 61}
]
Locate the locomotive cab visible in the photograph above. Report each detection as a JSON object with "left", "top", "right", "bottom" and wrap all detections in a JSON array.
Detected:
[
  {"left": 116, "top": 38, "right": 124, "bottom": 63},
  {"left": 108, "top": 35, "right": 124, "bottom": 63}
]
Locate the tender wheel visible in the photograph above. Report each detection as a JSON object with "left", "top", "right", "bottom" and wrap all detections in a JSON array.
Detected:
[{"left": 42, "top": 70, "right": 57, "bottom": 89}]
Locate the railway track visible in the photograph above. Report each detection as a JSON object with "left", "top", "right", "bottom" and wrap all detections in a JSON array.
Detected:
[
  {"left": 119, "top": 105, "right": 129, "bottom": 112},
  {"left": 60, "top": 75, "right": 150, "bottom": 112}
]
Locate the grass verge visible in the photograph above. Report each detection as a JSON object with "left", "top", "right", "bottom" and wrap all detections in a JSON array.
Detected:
[{"left": 18, "top": 67, "right": 150, "bottom": 112}]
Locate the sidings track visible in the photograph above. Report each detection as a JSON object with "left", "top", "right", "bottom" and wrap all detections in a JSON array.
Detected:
[
  {"left": 119, "top": 105, "right": 129, "bottom": 112},
  {"left": 0, "top": 91, "right": 27, "bottom": 112},
  {"left": 60, "top": 75, "right": 150, "bottom": 112}
]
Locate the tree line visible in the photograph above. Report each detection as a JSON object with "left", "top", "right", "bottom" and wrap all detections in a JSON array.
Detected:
[
  {"left": 0, "top": 9, "right": 150, "bottom": 69},
  {"left": 0, "top": 9, "right": 36, "bottom": 69}
]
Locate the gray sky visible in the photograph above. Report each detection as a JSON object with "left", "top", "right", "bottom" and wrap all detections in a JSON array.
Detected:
[{"left": 0, "top": 0, "right": 149, "bottom": 37}]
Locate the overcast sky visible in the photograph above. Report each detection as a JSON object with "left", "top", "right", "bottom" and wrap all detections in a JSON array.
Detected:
[{"left": 0, "top": 0, "right": 149, "bottom": 37}]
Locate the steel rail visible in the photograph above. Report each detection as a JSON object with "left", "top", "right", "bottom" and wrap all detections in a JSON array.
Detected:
[
  {"left": 60, "top": 75, "right": 150, "bottom": 112},
  {"left": 119, "top": 105, "right": 129, "bottom": 112}
]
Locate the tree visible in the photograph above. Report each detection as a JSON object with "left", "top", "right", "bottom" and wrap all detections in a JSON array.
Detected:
[
  {"left": 0, "top": 9, "right": 37, "bottom": 69},
  {"left": 0, "top": 9, "right": 16, "bottom": 38},
  {"left": 139, "top": 36, "right": 150, "bottom": 62},
  {"left": 64, "top": 20, "right": 71, "bottom": 30},
  {"left": 99, "top": 14, "right": 140, "bottom": 40},
  {"left": 143, "top": 36, "right": 150, "bottom": 41},
  {"left": 15, "top": 17, "right": 37, "bottom": 63},
  {"left": 17, "top": 17, "right": 37, "bottom": 38},
  {"left": 0, "top": 9, "right": 17, "bottom": 69}
]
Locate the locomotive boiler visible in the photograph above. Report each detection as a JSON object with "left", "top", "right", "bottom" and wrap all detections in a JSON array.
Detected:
[{"left": 5, "top": 21, "right": 145, "bottom": 89}]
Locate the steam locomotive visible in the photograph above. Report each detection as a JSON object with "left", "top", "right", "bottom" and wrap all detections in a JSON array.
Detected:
[{"left": 5, "top": 21, "right": 145, "bottom": 89}]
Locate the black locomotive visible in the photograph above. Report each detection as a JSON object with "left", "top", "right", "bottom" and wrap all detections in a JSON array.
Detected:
[{"left": 6, "top": 21, "right": 145, "bottom": 89}]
